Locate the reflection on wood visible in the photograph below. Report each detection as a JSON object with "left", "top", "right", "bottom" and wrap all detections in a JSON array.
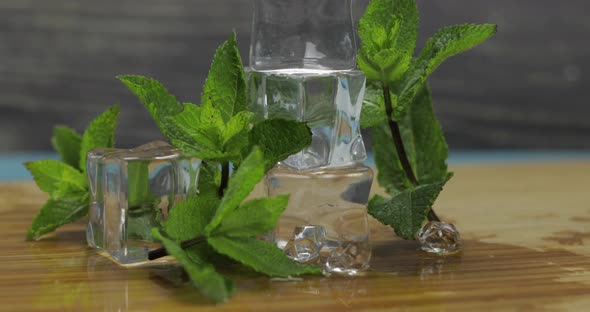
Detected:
[{"left": 0, "top": 162, "right": 589, "bottom": 310}]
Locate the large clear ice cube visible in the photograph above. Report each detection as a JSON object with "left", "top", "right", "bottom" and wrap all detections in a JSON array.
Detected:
[
  {"left": 86, "top": 141, "right": 201, "bottom": 265},
  {"left": 247, "top": 69, "right": 367, "bottom": 170}
]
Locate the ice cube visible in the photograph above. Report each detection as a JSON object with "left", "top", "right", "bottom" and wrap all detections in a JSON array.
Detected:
[
  {"left": 325, "top": 240, "right": 371, "bottom": 275},
  {"left": 418, "top": 221, "right": 463, "bottom": 256},
  {"left": 86, "top": 141, "right": 201, "bottom": 265},
  {"left": 247, "top": 69, "right": 367, "bottom": 170},
  {"left": 284, "top": 225, "right": 326, "bottom": 263}
]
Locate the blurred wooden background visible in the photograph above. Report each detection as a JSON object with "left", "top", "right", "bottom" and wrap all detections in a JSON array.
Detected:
[{"left": 0, "top": 0, "right": 588, "bottom": 151}]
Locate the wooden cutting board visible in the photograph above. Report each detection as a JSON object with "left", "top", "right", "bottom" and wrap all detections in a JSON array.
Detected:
[{"left": 0, "top": 162, "right": 589, "bottom": 311}]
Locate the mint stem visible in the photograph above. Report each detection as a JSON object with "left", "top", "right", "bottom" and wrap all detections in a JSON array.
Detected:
[
  {"left": 148, "top": 236, "right": 206, "bottom": 260},
  {"left": 382, "top": 84, "right": 440, "bottom": 222},
  {"left": 218, "top": 162, "right": 230, "bottom": 198}
]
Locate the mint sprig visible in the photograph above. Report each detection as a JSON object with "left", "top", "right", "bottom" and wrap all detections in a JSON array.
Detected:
[
  {"left": 151, "top": 148, "right": 321, "bottom": 303},
  {"left": 358, "top": 0, "right": 497, "bottom": 239},
  {"left": 117, "top": 34, "right": 319, "bottom": 303},
  {"left": 25, "top": 106, "right": 119, "bottom": 240},
  {"left": 120, "top": 37, "right": 310, "bottom": 168}
]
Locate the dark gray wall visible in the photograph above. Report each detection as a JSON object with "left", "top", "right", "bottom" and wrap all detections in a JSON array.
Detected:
[{"left": 0, "top": 0, "right": 588, "bottom": 151}]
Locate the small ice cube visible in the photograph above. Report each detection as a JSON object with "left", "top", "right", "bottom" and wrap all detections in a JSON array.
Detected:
[
  {"left": 418, "top": 221, "right": 463, "bottom": 255},
  {"left": 284, "top": 225, "right": 326, "bottom": 263},
  {"left": 325, "top": 241, "right": 371, "bottom": 275}
]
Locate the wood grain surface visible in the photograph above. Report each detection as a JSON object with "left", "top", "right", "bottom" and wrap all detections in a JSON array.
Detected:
[
  {"left": 1, "top": 0, "right": 589, "bottom": 151},
  {"left": 0, "top": 162, "right": 589, "bottom": 311}
]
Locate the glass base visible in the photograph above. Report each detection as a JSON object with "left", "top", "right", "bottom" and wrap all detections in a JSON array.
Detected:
[{"left": 267, "top": 164, "right": 373, "bottom": 274}]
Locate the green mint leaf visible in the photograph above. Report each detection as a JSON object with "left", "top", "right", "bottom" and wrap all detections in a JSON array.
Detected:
[
  {"left": 127, "top": 161, "right": 150, "bottom": 209},
  {"left": 399, "top": 85, "right": 450, "bottom": 184},
  {"left": 170, "top": 103, "right": 222, "bottom": 150},
  {"left": 397, "top": 24, "right": 497, "bottom": 116},
  {"left": 205, "top": 147, "right": 266, "bottom": 234},
  {"left": 127, "top": 205, "right": 160, "bottom": 241},
  {"left": 211, "top": 195, "right": 289, "bottom": 238},
  {"left": 164, "top": 103, "right": 227, "bottom": 159},
  {"left": 26, "top": 195, "right": 89, "bottom": 241},
  {"left": 222, "top": 111, "right": 255, "bottom": 161},
  {"left": 223, "top": 111, "right": 254, "bottom": 145},
  {"left": 152, "top": 229, "right": 234, "bottom": 303},
  {"left": 357, "top": 0, "right": 417, "bottom": 82},
  {"left": 198, "top": 161, "right": 221, "bottom": 196},
  {"left": 362, "top": 0, "right": 418, "bottom": 55},
  {"left": 126, "top": 161, "right": 161, "bottom": 241},
  {"left": 248, "top": 119, "right": 312, "bottom": 171},
  {"left": 358, "top": 47, "right": 411, "bottom": 83},
  {"left": 207, "top": 236, "right": 321, "bottom": 277},
  {"left": 371, "top": 124, "right": 413, "bottom": 195},
  {"left": 24, "top": 160, "right": 87, "bottom": 199},
  {"left": 164, "top": 192, "right": 220, "bottom": 242},
  {"left": 201, "top": 32, "right": 248, "bottom": 123},
  {"left": 79, "top": 105, "right": 120, "bottom": 171},
  {"left": 117, "top": 75, "right": 183, "bottom": 130},
  {"left": 51, "top": 126, "right": 82, "bottom": 170},
  {"left": 369, "top": 85, "right": 452, "bottom": 194},
  {"left": 360, "top": 82, "right": 387, "bottom": 129},
  {"left": 368, "top": 179, "right": 448, "bottom": 240}
]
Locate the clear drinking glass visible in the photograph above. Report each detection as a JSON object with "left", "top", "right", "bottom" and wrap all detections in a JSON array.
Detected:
[{"left": 247, "top": 0, "right": 373, "bottom": 274}]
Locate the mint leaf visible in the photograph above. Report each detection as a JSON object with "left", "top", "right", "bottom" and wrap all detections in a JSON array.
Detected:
[
  {"left": 164, "top": 104, "right": 227, "bottom": 160},
  {"left": 358, "top": 47, "right": 411, "bottom": 83},
  {"left": 369, "top": 85, "right": 451, "bottom": 194},
  {"left": 26, "top": 195, "right": 89, "bottom": 240},
  {"left": 127, "top": 207, "right": 160, "bottom": 241},
  {"left": 198, "top": 161, "right": 221, "bottom": 196},
  {"left": 357, "top": 0, "right": 417, "bottom": 82},
  {"left": 207, "top": 236, "right": 321, "bottom": 277},
  {"left": 368, "top": 180, "right": 448, "bottom": 240},
  {"left": 51, "top": 126, "right": 82, "bottom": 170},
  {"left": 24, "top": 160, "right": 87, "bottom": 199},
  {"left": 79, "top": 105, "right": 120, "bottom": 171},
  {"left": 127, "top": 161, "right": 150, "bottom": 209},
  {"left": 222, "top": 111, "right": 255, "bottom": 161},
  {"left": 164, "top": 103, "right": 253, "bottom": 162},
  {"left": 248, "top": 119, "right": 312, "bottom": 170},
  {"left": 361, "top": 0, "right": 418, "bottom": 55},
  {"left": 223, "top": 111, "right": 254, "bottom": 145},
  {"left": 360, "top": 82, "right": 387, "bottom": 129},
  {"left": 400, "top": 85, "right": 450, "bottom": 185},
  {"left": 201, "top": 32, "right": 248, "bottom": 123},
  {"left": 205, "top": 147, "right": 266, "bottom": 233},
  {"left": 164, "top": 192, "right": 220, "bottom": 242},
  {"left": 212, "top": 195, "right": 289, "bottom": 238},
  {"left": 371, "top": 124, "right": 413, "bottom": 195},
  {"left": 167, "top": 104, "right": 222, "bottom": 150},
  {"left": 117, "top": 75, "right": 183, "bottom": 129},
  {"left": 152, "top": 229, "right": 234, "bottom": 303},
  {"left": 397, "top": 24, "right": 497, "bottom": 116}
]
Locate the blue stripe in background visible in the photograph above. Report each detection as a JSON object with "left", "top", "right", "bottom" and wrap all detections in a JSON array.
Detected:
[
  {"left": 0, "top": 153, "right": 59, "bottom": 181},
  {"left": 1, "top": 150, "right": 590, "bottom": 182}
]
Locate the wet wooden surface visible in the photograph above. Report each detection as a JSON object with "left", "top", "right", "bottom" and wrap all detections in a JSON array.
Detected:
[{"left": 1, "top": 162, "right": 590, "bottom": 311}]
